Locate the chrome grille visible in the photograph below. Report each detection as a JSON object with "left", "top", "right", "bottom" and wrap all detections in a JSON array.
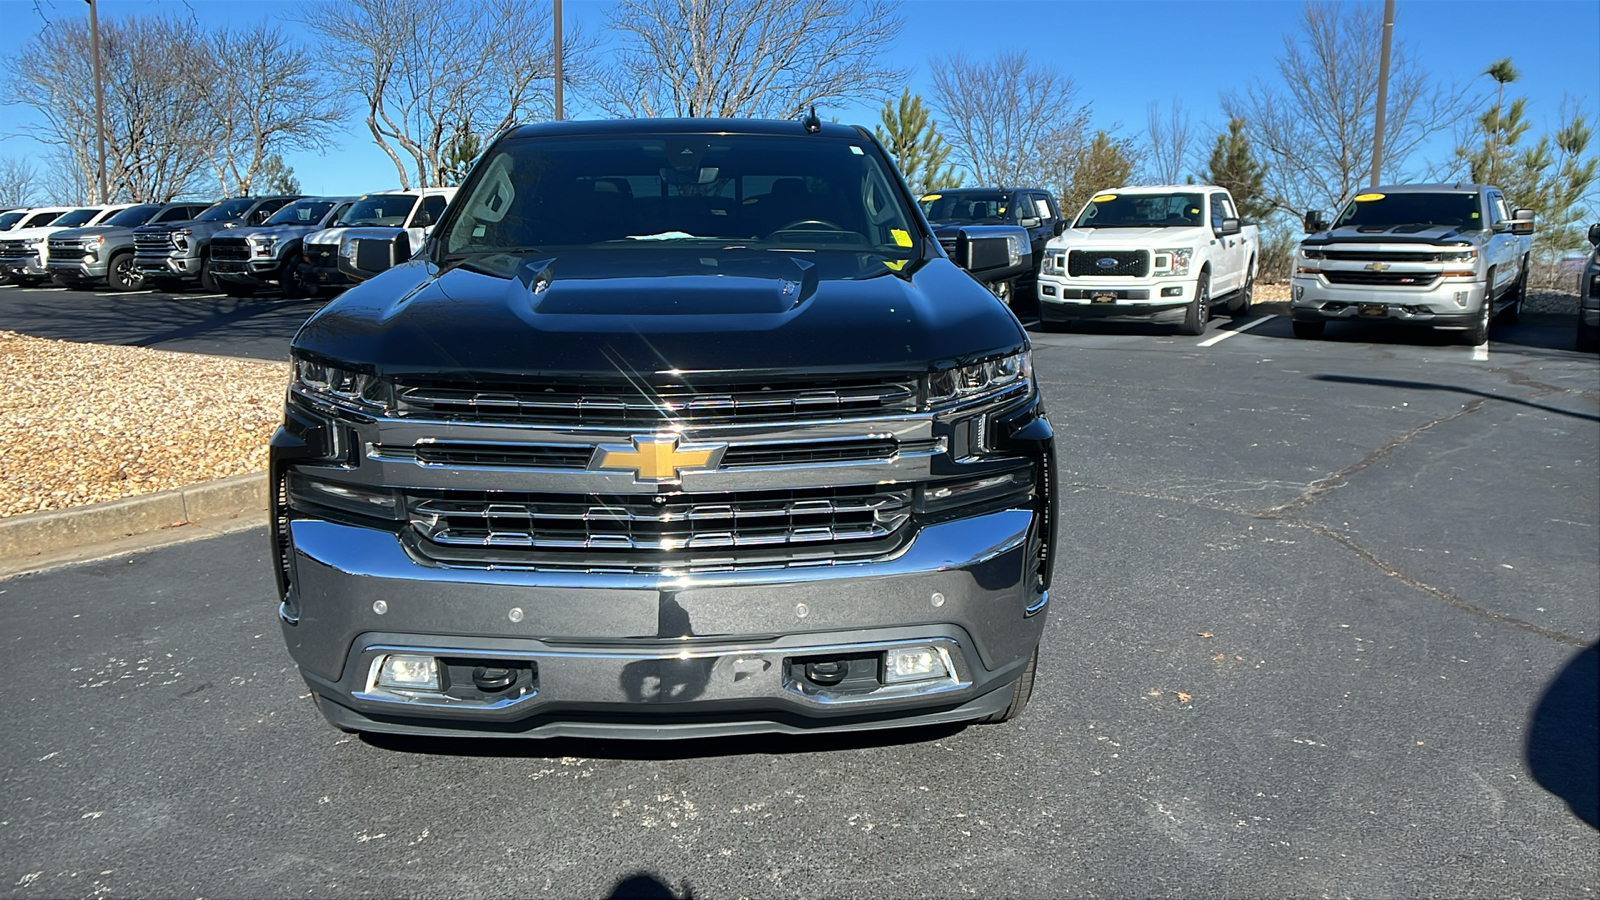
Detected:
[
  {"left": 0, "top": 240, "right": 36, "bottom": 260},
  {"left": 46, "top": 239, "right": 88, "bottom": 261},
  {"left": 304, "top": 242, "right": 337, "bottom": 265},
  {"left": 1324, "top": 271, "right": 1440, "bottom": 287},
  {"left": 393, "top": 379, "right": 919, "bottom": 425},
  {"left": 407, "top": 484, "right": 912, "bottom": 568},
  {"left": 371, "top": 437, "right": 920, "bottom": 470},
  {"left": 211, "top": 237, "right": 251, "bottom": 261},
  {"left": 1067, "top": 250, "right": 1149, "bottom": 277},
  {"left": 1321, "top": 250, "right": 1455, "bottom": 262},
  {"left": 134, "top": 231, "right": 176, "bottom": 252}
]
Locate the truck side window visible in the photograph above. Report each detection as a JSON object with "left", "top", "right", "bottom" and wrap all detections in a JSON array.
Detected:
[
  {"left": 420, "top": 194, "right": 448, "bottom": 226},
  {"left": 1209, "top": 194, "right": 1229, "bottom": 226},
  {"left": 1489, "top": 194, "right": 1509, "bottom": 226},
  {"left": 1031, "top": 193, "right": 1053, "bottom": 222}
]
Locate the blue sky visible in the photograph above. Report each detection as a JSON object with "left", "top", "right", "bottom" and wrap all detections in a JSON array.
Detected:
[{"left": 1, "top": 0, "right": 1595, "bottom": 198}]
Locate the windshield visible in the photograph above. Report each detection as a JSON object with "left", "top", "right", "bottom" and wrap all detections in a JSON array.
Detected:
[
  {"left": 0, "top": 211, "right": 25, "bottom": 230},
  {"left": 104, "top": 204, "right": 163, "bottom": 227},
  {"left": 21, "top": 211, "right": 65, "bottom": 228},
  {"left": 50, "top": 208, "right": 102, "bottom": 228},
  {"left": 442, "top": 133, "right": 920, "bottom": 276},
  {"left": 338, "top": 194, "right": 417, "bottom": 227},
  {"left": 1334, "top": 192, "right": 1482, "bottom": 231},
  {"left": 1073, "top": 192, "right": 1204, "bottom": 228},
  {"left": 266, "top": 199, "right": 337, "bottom": 226},
  {"left": 194, "top": 198, "right": 256, "bottom": 222},
  {"left": 920, "top": 192, "right": 1020, "bottom": 224}
]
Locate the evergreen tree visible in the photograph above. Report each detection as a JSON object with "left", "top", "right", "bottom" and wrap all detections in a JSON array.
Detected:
[
  {"left": 1057, "top": 131, "right": 1137, "bottom": 217},
  {"left": 874, "top": 88, "right": 961, "bottom": 194},
  {"left": 1204, "top": 117, "right": 1270, "bottom": 220},
  {"left": 259, "top": 154, "right": 301, "bottom": 195},
  {"left": 440, "top": 131, "right": 482, "bottom": 186}
]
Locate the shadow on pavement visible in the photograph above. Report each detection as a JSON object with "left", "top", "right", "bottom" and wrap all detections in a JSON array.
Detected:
[
  {"left": 607, "top": 872, "right": 694, "bottom": 899},
  {"left": 1312, "top": 374, "right": 1600, "bottom": 423},
  {"left": 1526, "top": 642, "right": 1599, "bottom": 829}
]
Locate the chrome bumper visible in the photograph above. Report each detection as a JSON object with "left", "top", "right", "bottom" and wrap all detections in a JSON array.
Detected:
[{"left": 282, "top": 508, "right": 1048, "bottom": 737}]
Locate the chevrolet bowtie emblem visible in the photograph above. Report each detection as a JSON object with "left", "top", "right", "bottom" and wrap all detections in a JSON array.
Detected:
[
  {"left": 1365, "top": 261, "right": 1391, "bottom": 272},
  {"left": 590, "top": 434, "right": 726, "bottom": 483}
]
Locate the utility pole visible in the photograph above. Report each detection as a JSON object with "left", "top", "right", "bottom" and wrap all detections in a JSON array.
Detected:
[
  {"left": 86, "top": 0, "right": 107, "bottom": 203},
  {"left": 1369, "top": 0, "right": 1395, "bottom": 187},
  {"left": 553, "top": 0, "right": 564, "bottom": 121}
]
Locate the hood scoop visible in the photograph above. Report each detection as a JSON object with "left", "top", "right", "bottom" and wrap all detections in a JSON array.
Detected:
[{"left": 524, "top": 254, "right": 818, "bottom": 316}]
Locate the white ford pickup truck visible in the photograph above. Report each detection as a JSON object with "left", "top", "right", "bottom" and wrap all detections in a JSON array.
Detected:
[{"left": 1036, "top": 185, "right": 1259, "bottom": 335}]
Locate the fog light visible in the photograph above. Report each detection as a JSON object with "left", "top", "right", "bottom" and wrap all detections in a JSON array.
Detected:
[
  {"left": 376, "top": 654, "right": 439, "bottom": 690},
  {"left": 884, "top": 646, "right": 949, "bottom": 684},
  {"left": 1162, "top": 286, "right": 1183, "bottom": 297},
  {"left": 1454, "top": 291, "right": 1469, "bottom": 308}
]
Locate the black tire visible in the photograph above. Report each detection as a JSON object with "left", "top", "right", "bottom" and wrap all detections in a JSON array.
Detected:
[
  {"left": 1180, "top": 270, "right": 1210, "bottom": 335},
  {"left": 280, "top": 261, "right": 308, "bottom": 299},
  {"left": 198, "top": 255, "right": 219, "bottom": 293},
  {"left": 1501, "top": 258, "right": 1528, "bottom": 325},
  {"left": 1292, "top": 320, "right": 1325, "bottom": 339},
  {"left": 105, "top": 252, "right": 141, "bottom": 292},
  {"left": 979, "top": 647, "right": 1038, "bottom": 724},
  {"left": 1461, "top": 271, "right": 1493, "bottom": 345},
  {"left": 13, "top": 275, "right": 44, "bottom": 288},
  {"left": 1577, "top": 312, "right": 1599, "bottom": 352},
  {"left": 1227, "top": 261, "right": 1255, "bottom": 317}
]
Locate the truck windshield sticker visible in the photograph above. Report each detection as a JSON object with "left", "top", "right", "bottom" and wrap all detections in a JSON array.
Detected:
[
  {"left": 1092, "top": 194, "right": 1117, "bottom": 202},
  {"left": 921, "top": 194, "right": 942, "bottom": 202},
  {"left": 849, "top": 146, "right": 864, "bottom": 155},
  {"left": 891, "top": 229, "right": 912, "bottom": 247},
  {"left": 1354, "top": 193, "right": 1386, "bottom": 202}
]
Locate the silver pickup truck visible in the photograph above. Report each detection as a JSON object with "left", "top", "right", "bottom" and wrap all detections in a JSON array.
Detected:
[{"left": 1291, "top": 183, "right": 1534, "bottom": 344}]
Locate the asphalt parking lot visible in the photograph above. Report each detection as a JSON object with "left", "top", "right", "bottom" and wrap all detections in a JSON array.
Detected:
[{"left": 2, "top": 292, "right": 1597, "bottom": 897}]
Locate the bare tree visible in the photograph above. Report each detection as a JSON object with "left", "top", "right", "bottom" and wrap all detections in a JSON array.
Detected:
[
  {"left": 931, "top": 51, "right": 1088, "bottom": 187},
  {"left": 597, "top": 0, "right": 903, "bottom": 119},
  {"left": 4, "top": 14, "right": 217, "bottom": 202},
  {"left": 1144, "top": 100, "right": 1196, "bottom": 184},
  {"left": 0, "top": 156, "right": 40, "bottom": 206},
  {"left": 300, "top": 0, "right": 583, "bottom": 189},
  {"left": 200, "top": 23, "right": 344, "bottom": 196},
  {"left": 1222, "top": 1, "right": 1474, "bottom": 215}
]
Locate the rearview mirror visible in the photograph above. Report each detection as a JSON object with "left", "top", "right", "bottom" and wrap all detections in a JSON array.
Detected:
[
  {"left": 1588, "top": 222, "right": 1600, "bottom": 246},
  {"left": 1019, "top": 216, "right": 1041, "bottom": 229},
  {"left": 1508, "top": 208, "right": 1535, "bottom": 236},
  {"left": 340, "top": 233, "right": 412, "bottom": 281},
  {"left": 1303, "top": 210, "right": 1328, "bottom": 234},
  {"left": 1217, "top": 217, "right": 1241, "bottom": 236},
  {"left": 1053, "top": 219, "right": 1067, "bottom": 236},
  {"left": 952, "top": 225, "right": 1031, "bottom": 284}
]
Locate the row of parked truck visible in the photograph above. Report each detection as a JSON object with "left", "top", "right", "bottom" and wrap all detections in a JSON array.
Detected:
[{"left": 0, "top": 187, "right": 455, "bottom": 297}]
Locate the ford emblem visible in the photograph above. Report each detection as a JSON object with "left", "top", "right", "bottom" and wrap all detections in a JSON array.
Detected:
[{"left": 1095, "top": 257, "right": 1118, "bottom": 268}]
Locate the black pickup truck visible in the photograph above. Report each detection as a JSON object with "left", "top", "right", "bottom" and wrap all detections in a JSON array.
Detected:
[
  {"left": 920, "top": 187, "right": 1065, "bottom": 312},
  {"left": 273, "top": 118, "right": 1056, "bottom": 741}
]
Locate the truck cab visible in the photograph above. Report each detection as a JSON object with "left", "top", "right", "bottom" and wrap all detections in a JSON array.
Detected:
[{"left": 133, "top": 195, "right": 301, "bottom": 292}]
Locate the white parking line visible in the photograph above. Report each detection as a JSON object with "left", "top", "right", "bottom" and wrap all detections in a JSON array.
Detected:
[
  {"left": 96, "top": 291, "right": 154, "bottom": 296},
  {"left": 1472, "top": 342, "right": 1489, "bottom": 361},
  {"left": 186, "top": 293, "right": 228, "bottom": 300},
  {"left": 1197, "top": 315, "right": 1276, "bottom": 347}
]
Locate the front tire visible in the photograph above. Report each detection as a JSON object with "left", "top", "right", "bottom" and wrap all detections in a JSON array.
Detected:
[
  {"left": 1461, "top": 273, "right": 1493, "bottom": 345},
  {"left": 198, "top": 256, "right": 219, "bottom": 293},
  {"left": 1577, "top": 311, "right": 1599, "bottom": 352},
  {"left": 1227, "top": 262, "right": 1255, "bottom": 317},
  {"left": 979, "top": 647, "right": 1038, "bottom": 724},
  {"left": 106, "top": 252, "right": 142, "bottom": 292},
  {"left": 1501, "top": 257, "right": 1528, "bottom": 325},
  {"left": 1180, "top": 271, "right": 1210, "bottom": 335}
]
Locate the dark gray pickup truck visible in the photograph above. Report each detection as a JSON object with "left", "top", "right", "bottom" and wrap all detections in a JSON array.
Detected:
[{"left": 272, "top": 118, "right": 1056, "bottom": 742}]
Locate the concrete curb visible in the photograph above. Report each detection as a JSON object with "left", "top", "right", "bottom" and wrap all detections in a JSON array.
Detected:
[{"left": 0, "top": 473, "right": 268, "bottom": 566}]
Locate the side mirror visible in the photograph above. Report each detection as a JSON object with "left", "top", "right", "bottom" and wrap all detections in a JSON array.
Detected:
[
  {"left": 1217, "top": 217, "right": 1241, "bottom": 236},
  {"left": 341, "top": 233, "right": 411, "bottom": 281},
  {"left": 1053, "top": 220, "right": 1067, "bottom": 236},
  {"left": 1019, "top": 216, "right": 1041, "bottom": 229},
  {"left": 1509, "top": 208, "right": 1535, "bottom": 236},
  {"left": 1588, "top": 222, "right": 1600, "bottom": 246},
  {"left": 1303, "top": 210, "right": 1328, "bottom": 234},
  {"left": 413, "top": 211, "right": 433, "bottom": 228},
  {"left": 953, "top": 225, "right": 1032, "bottom": 284}
]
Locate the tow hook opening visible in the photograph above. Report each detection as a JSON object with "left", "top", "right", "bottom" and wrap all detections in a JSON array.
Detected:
[{"left": 789, "top": 653, "right": 882, "bottom": 693}]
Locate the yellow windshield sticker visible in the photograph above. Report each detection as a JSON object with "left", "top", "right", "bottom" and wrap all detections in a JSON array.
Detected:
[
  {"left": 921, "top": 194, "right": 942, "bottom": 202},
  {"left": 890, "top": 229, "right": 912, "bottom": 247},
  {"left": 1354, "top": 192, "right": 1386, "bottom": 201},
  {"left": 1190, "top": 208, "right": 1201, "bottom": 214},
  {"left": 882, "top": 259, "right": 907, "bottom": 271},
  {"left": 1470, "top": 212, "right": 1480, "bottom": 218},
  {"left": 1092, "top": 194, "right": 1117, "bottom": 202}
]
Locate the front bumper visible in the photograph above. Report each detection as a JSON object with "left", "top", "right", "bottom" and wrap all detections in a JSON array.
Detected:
[
  {"left": 134, "top": 253, "right": 202, "bottom": 278},
  {"left": 1, "top": 254, "right": 47, "bottom": 276},
  {"left": 1290, "top": 275, "right": 1487, "bottom": 328},
  {"left": 47, "top": 259, "right": 108, "bottom": 280},
  {"left": 302, "top": 262, "right": 353, "bottom": 289},
  {"left": 281, "top": 506, "right": 1048, "bottom": 739},
  {"left": 1036, "top": 274, "right": 1190, "bottom": 321},
  {"left": 211, "top": 258, "right": 282, "bottom": 286}
]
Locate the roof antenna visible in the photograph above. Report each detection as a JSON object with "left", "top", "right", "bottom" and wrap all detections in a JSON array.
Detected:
[{"left": 802, "top": 107, "right": 821, "bottom": 134}]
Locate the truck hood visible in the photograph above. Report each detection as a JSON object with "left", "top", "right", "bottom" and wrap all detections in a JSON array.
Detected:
[
  {"left": 135, "top": 220, "right": 230, "bottom": 235},
  {"left": 304, "top": 227, "right": 352, "bottom": 245},
  {"left": 1046, "top": 225, "right": 1210, "bottom": 248},
  {"left": 222, "top": 223, "right": 324, "bottom": 241},
  {"left": 293, "top": 250, "right": 1026, "bottom": 380},
  {"left": 1305, "top": 224, "right": 1486, "bottom": 246},
  {"left": 51, "top": 225, "right": 135, "bottom": 240},
  {"left": 2, "top": 225, "right": 76, "bottom": 241}
]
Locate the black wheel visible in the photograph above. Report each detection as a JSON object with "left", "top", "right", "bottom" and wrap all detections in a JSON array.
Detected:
[
  {"left": 106, "top": 252, "right": 141, "bottom": 292},
  {"left": 1227, "top": 262, "right": 1255, "bottom": 317},
  {"left": 1180, "top": 271, "right": 1210, "bottom": 335},
  {"left": 1501, "top": 258, "right": 1528, "bottom": 325},
  {"left": 1292, "top": 320, "right": 1325, "bottom": 339},
  {"left": 280, "top": 263, "right": 308, "bottom": 299},
  {"left": 198, "top": 256, "right": 219, "bottom": 293},
  {"left": 980, "top": 647, "right": 1038, "bottom": 724},
  {"left": 1577, "top": 311, "right": 1599, "bottom": 352},
  {"left": 1461, "top": 273, "right": 1493, "bottom": 345}
]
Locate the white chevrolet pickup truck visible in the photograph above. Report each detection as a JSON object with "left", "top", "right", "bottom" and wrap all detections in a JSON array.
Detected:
[{"left": 1036, "top": 185, "right": 1259, "bottom": 335}]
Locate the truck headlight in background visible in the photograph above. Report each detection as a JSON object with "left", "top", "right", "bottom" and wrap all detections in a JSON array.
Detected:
[
  {"left": 250, "top": 236, "right": 280, "bottom": 258},
  {"left": 1296, "top": 245, "right": 1321, "bottom": 274},
  {"left": 1006, "top": 234, "right": 1025, "bottom": 268},
  {"left": 1041, "top": 252, "right": 1065, "bottom": 276},
  {"left": 1152, "top": 247, "right": 1193, "bottom": 277},
  {"left": 1439, "top": 247, "right": 1478, "bottom": 263},
  {"left": 927, "top": 350, "right": 1032, "bottom": 408}
]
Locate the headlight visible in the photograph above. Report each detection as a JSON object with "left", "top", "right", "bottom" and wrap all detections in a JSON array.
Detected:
[
  {"left": 1006, "top": 234, "right": 1025, "bottom": 268},
  {"left": 23, "top": 237, "right": 43, "bottom": 246},
  {"left": 82, "top": 236, "right": 103, "bottom": 248},
  {"left": 1152, "top": 247, "right": 1193, "bottom": 276},
  {"left": 1041, "top": 251, "right": 1064, "bottom": 276},
  {"left": 293, "top": 357, "right": 393, "bottom": 411},
  {"left": 250, "top": 236, "right": 279, "bottom": 257},
  {"left": 173, "top": 228, "right": 193, "bottom": 237},
  {"left": 1439, "top": 247, "right": 1478, "bottom": 263},
  {"left": 928, "top": 350, "right": 1032, "bottom": 408},
  {"left": 1298, "top": 246, "right": 1324, "bottom": 260}
]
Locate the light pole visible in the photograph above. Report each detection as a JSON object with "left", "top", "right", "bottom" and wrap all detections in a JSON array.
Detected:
[
  {"left": 553, "top": 0, "right": 564, "bottom": 121},
  {"left": 86, "top": 0, "right": 107, "bottom": 203},
  {"left": 1369, "top": 0, "right": 1395, "bottom": 188}
]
